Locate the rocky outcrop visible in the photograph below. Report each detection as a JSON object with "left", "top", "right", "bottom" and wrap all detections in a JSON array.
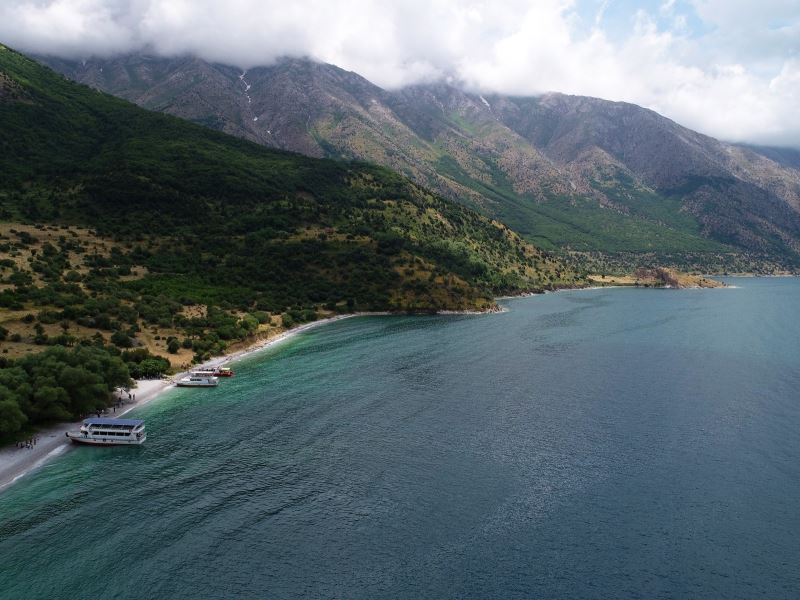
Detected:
[{"left": 632, "top": 267, "right": 725, "bottom": 288}]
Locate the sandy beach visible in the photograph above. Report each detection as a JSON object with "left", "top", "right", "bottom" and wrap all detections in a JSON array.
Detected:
[{"left": 0, "top": 313, "right": 367, "bottom": 493}]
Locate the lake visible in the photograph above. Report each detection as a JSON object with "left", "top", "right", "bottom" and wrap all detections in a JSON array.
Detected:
[{"left": 1, "top": 278, "right": 799, "bottom": 599}]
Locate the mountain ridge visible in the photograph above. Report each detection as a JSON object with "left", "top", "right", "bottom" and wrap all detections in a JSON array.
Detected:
[{"left": 41, "top": 53, "right": 800, "bottom": 270}]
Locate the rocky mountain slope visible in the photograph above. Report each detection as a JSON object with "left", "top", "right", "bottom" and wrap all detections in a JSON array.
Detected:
[{"left": 43, "top": 54, "right": 800, "bottom": 268}]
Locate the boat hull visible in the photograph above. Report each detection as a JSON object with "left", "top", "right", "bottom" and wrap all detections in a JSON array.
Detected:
[
  {"left": 176, "top": 382, "right": 218, "bottom": 387},
  {"left": 66, "top": 433, "right": 146, "bottom": 446}
]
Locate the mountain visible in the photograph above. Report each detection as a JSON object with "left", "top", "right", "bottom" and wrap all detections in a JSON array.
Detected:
[
  {"left": 0, "top": 44, "right": 581, "bottom": 328},
  {"left": 42, "top": 54, "right": 800, "bottom": 270}
]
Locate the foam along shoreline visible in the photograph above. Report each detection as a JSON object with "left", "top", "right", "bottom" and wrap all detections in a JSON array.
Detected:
[{"left": 0, "top": 313, "right": 390, "bottom": 493}]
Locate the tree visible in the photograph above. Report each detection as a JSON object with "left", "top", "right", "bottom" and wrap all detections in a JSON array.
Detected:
[
  {"left": 0, "top": 395, "right": 27, "bottom": 436},
  {"left": 31, "top": 385, "right": 72, "bottom": 421},
  {"left": 33, "top": 323, "right": 48, "bottom": 345},
  {"left": 57, "top": 366, "right": 108, "bottom": 416},
  {"left": 137, "top": 357, "right": 169, "bottom": 379},
  {"left": 110, "top": 330, "right": 133, "bottom": 348}
]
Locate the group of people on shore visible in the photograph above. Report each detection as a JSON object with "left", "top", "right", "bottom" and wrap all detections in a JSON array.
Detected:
[
  {"left": 92, "top": 391, "right": 136, "bottom": 418},
  {"left": 15, "top": 436, "right": 39, "bottom": 450},
  {"left": 118, "top": 389, "right": 135, "bottom": 402}
]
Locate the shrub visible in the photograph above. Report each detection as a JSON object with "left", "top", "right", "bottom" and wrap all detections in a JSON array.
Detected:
[
  {"left": 251, "top": 311, "right": 270, "bottom": 324},
  {"left": 110, "top": 330, "right": 133, "bottom": 348}
]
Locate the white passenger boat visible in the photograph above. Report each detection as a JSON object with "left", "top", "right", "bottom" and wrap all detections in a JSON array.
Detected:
[
  {"left": 65, "top": 418, "right": 146, "bottom": 446},
  {"left": 176, "top": 374, "right": 219, "bottom": 387},
  {"left": 191, "top": 368, "right": 217, "bottom": 377}
]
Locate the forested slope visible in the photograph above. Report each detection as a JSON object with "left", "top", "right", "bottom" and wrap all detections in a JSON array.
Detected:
[{"left": 0, "top": 45, "right": 582, "bottom": 439}]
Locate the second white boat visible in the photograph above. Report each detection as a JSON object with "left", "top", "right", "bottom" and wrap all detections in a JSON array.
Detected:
[{"left": 176, "top": 373, "right": 219, "bottom": 387}]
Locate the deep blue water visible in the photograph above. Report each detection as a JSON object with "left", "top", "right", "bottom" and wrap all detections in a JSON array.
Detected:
[{"left": 1, "top": 278, "right": 799, "bottom": 599}]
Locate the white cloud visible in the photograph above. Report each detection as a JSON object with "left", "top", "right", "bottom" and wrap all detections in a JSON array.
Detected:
[
  {"left": 1, "top": 0, "right": 138, "bottom": 56},
  {"left": 0, "top": 0, "right": 798, "bottom": 147}
]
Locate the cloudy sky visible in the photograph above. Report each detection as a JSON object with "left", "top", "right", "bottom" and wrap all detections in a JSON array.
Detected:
[{"left": 1, "top": 0, "right": 798, "bottom": 147}]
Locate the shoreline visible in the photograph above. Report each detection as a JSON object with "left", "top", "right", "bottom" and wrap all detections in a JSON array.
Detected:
[
  {"left": 0, "top": 278, "right": 737, "bottom": 493},
  {"left": 0, "top": 312, "right": 384, "bottom": 493},
  {"left": 0, "top": 377, "right": 170, "bottom": 493}
]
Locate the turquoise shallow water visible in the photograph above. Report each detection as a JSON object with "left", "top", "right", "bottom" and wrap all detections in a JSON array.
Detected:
[{"left": 1, "top": 278, "right": 800, "bottom": 599}]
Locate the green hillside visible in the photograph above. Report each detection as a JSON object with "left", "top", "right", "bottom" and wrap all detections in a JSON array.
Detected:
[
  {"left": 0, "top": 44, "right": 581, "bottom": 307},
  {"left": 1, "top": 45, "right": 584, "bottom": 328},
  {"left": 0, "top": 45, "right": 586, "bottom": 439}
]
